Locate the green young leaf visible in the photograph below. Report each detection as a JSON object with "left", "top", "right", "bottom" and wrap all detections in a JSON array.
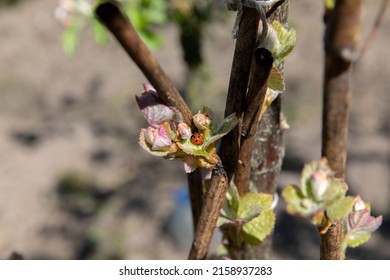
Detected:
[
  {"left": 268, "top": 65, "right": 285, "bottom": 92},
  {"left": 226, "top": 180, "right": 240, "bottom": 213},
  {"left": 347, "top": 233, "right": 372, "bottom": 248},
  {"left": 239, "top": 204, "right": 261, "bottom": 223},
  {"left": 238, "top": 193, "right": 273, "bottom": 218},
  {"left": 345, "top": 209, "right": 382, "bottom": 245},
  {"left": 216, "top": 113, "right": 238, "bottom": 135},
  {"left": 242, "top": 209, "right": 275, "bottom": 245},
  {"left": 176, "top": 139, "right": 210, "bottom": 157},
  {"left": 282, "top": 184, "right": 303, "bottom": 214},
  {"left": 204, "top": 113, "right": 237, "bottom": 147},
  {"left": 320, "top": 179, "right": 348, "bottom": 205},
  {"left": 300, "top": 158, "right": 348, "bottom": 204},
  {"left": 272, "top": 20, "right": 296, "bottom": 65},
  {"left": 217, "top": 216, "right": 235, "bottom": 227},
  {"left": 236, "top": 193, "right": 275, "bottom": 245},
  {"left": 220, "top": 181, "right": 240, "bottom": 223},
  {"left": 327, "top": 196, "right": 355, "bottom": 222},
  {"left": 282, "top": 184, "right": 317, "bottom": 216}
]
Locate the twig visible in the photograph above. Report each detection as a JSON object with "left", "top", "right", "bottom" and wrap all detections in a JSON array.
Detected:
[
  {"left": 355, "top": 0, "right": 388, "bottom": 60},
  {"left": 188, "top": 164, "right": 228, "bottom": 260},
  {"left": 321, "top": 0, "right": 362, "bottom": 260},
  {"left": 219, "top": 6, "right": 260, "bottom": 180},
  {"left": 234, "top": 48, "right": 274, "bottom": 196},
  {"left": 95, "top": 2, "right": 193, "bottom": 126}
]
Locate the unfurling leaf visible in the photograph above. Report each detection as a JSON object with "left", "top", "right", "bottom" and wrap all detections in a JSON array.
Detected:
[
  {"left": 239, "top": 193, "right": 275, "bottom": 245},
  {"left": 282, "top": 158, "right": 348, "bottom": 225},
  {"left": 219, "top": 180, "right": 240, "bottom": 226},
  {"left": 327, "top": 196, "right": 355, "bottom": 222},
  {"left": 204, "top": 113, "right": 238, "bottom": 147},
  {"left": 342, "top": 205, "right": 382, "bottom": 249},
  {"left": 218, "top": 188, "right": 275, "bottom": 244},
  {"left": 268, "top": 65, "right": 285, "bottom": 92},
  {"left": 271, "top": 21, "right": 296, "bottom": 65},
  {"left": 136, "top": 84, "right": 236, "bottom": 173}
]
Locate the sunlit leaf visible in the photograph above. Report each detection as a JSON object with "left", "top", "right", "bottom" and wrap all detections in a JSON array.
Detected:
[
  {"left": 242, "top": 209, "right": 275, "bottom": 245},
  {"left": 327, "top": 196, "right": 355, "bottom": 222},
  {"left": 272, "top": 20, "right": 296, "bottom": 65}
]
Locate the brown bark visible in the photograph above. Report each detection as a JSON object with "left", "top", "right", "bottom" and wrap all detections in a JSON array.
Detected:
[
  {"left": 234, "top": 48, "right": 274, "bottom": 196},
  {"left": 321, "top": 0, "right": 361, "bottom": 260},
  {"left": 243, "top": 1, "right": 289, "bottom": 259},
  {"left": 219, "top": 7, "right": 260, "bottom": 181},
  {"left": 188, "top": 166, "right": 228, "bottom": 260}
]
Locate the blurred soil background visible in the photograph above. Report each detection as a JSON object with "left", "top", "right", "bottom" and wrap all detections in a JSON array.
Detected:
[{"left": 0, "top": 0, "right": 389, "bottom": 259}]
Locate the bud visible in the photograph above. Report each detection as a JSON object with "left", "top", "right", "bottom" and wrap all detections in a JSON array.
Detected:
[
  {"left": 352, "top": 196, "right": 366, "bottom": 212},
  {"left": 193, "top": 112, "right": 211, "bottom": 131},
  {"left": 310, "top": 170, "right": 330, "bottom": 201},
  {"left": 177, "top": 123, "right": 191, "bottom": 140},
  {"left": 135, "top": 88, "right": 174, "bottom": 126},
  {"left": 144, "top": 125, "right": 172, "bottom": 150},
  {"left": 142, "top": 83, "right": 156, "bottom": 93}
]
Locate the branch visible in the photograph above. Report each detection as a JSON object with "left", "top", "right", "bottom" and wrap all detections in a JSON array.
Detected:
[
  {"left": 219, "top": 6, "right": 260, "bottom": 180},
  {"left": 95, "top": 2, "right": 193, "bottom": 126},
  {"left": 95, "top": 2, "right": 203, "bottom": 235},
  {"left": 249, "top": 1, "right": 288, "bottom": 194},
  {"left": 234, "top": 48, "right": 274, "bottom": 196},
  {"left": 188, "top": 165, "right": 228, "bottom": 260},
  {"left": 321, "top": 0, "right": 362, "bottom": 260}
]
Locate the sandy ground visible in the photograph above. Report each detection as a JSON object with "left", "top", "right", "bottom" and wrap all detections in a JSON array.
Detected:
[{"left": 0, "top": 0, "right": 389, "bottom": 259}]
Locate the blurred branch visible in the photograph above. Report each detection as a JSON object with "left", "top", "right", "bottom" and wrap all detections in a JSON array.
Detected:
[
  {"left": 95, "top": 2, "right": 193, "bottom": 126},
  {"left": 187, "top": 169, "right": 203, "bottom": 232},
  {"left": 355, "top": 0, "right": 388, "bottom": 60},
  {"left": 321, "top": 0, "right": 362, "bottom": 260}
]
